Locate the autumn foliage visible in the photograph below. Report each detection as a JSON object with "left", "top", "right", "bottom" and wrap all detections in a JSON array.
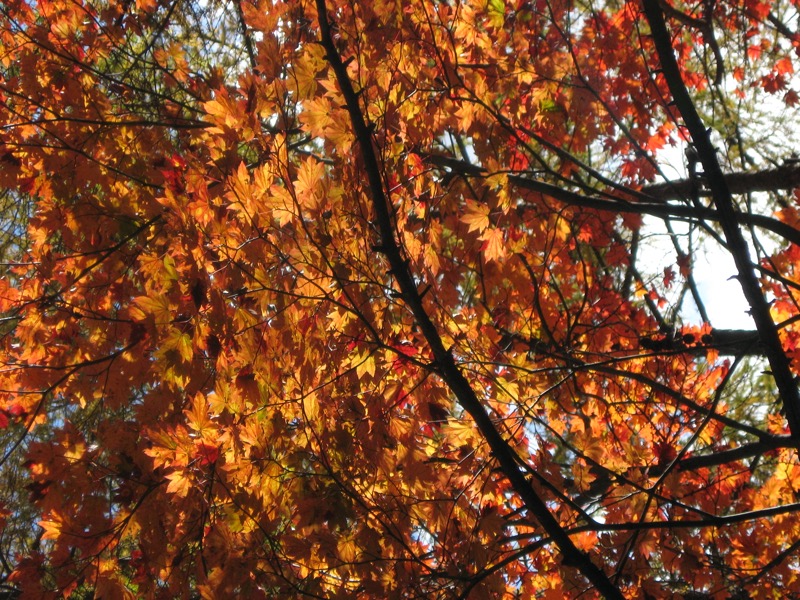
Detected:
[{"left": 2, "top": 0, "right": 800, "bottom": 597}]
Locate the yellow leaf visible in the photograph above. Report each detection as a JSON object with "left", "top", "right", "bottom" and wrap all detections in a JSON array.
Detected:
[
  {"left": 445, "top": 419, "right": 477, "bottom": 446},
  {"left": 302, "top": 393, "right": 319, "bottom": 421},
  {"left": 131, "top": 294, "right": 172, "bottom": 324},
  {"left": 299, "top": 97, "right": 334, "bottom": 138},
  {"left": 480, "top": 227, "right": 506, "bottom": 262},
  {"left": 268, "top": 184, "right": 297, "bottom": 227},
  {"left": 162, "top": 255, "right": 178, "bottom": 282},
  {"left": 461, "top": 200, "right": 490, "bottom": 233},
  {"left": 186, "top": 392, "right": 212, "bottom": 435},
  {"left": 158, "top": 328, "right": 194, "bottom": 363},
  {"left": 356, "top": 351, "right": 376, "bottom": 380},
  {"left": 424, "top": 244, "right": 441, "bottom": 276},
  {"left": 580, "top": 436, "right": 606, "bottom": 463},
  {"left": 39, "top": 515, "right": 64, "bottom": 541},
  {"left": 486, "top": 0, "right": 506, "bottom": 28},
  {"left": 252, "top": 163, "right": 273, "bottom": 196},
  {"left": 165, "top": 470, "right": 191, "bottom": 497},
  {"left": 338, "top": 533, "right": 358, "bottom": 563},
  {"left": 294, "top": 157, "right": 325, "bottom": 210},
  {"left": 488, "top": 172, "right": 511, "bottom": 212}
]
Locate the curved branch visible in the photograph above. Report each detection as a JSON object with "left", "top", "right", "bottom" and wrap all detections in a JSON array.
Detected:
[{"left": 315, "top": 2, "right": 624, "bottom": 598}]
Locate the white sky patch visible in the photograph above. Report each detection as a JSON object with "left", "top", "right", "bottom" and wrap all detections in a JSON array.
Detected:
[
  {"left": 691, "top": 239, "right": 753, "bottom": 329},
  {"left": 641, "top": 144, "right": 755, "bottom": 330}
]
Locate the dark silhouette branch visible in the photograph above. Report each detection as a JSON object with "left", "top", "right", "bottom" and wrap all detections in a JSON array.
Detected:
[
  {"left": 316, "top": 2, "right": 625, "bottom": 598},
  {"left": 234, "top": 0, "right": 257, "bottom": 70},
  {"left": 420, "top": 152, "right": 800, "bottom": 247},
  {"left": 676, "top": 436, "right": 798, "bottom": 472},
  {"left": 642, "top": 162, "right": 800, "bottom": 202},
  {"left": 639, "top": 328, "right": 764, "bottom": 357},
  {"left": 643, "top": 0, "right": 800, "bottom": 438}
]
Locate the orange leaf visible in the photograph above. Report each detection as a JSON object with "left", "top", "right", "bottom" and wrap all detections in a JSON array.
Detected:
[
  {"left": 480, "top": 227, "right": 506, "bottom": 262},
  {"left": 462, "top": 200, "right": 490, "bottom": 233}
]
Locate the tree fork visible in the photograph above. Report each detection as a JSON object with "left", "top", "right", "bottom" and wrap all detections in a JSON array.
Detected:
[{"left": 315, "top": 1, "right": 626, "bottom": 597}]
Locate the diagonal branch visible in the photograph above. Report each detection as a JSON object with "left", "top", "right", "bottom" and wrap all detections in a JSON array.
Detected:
[
  {"left": 315, "top": 2, "right": 624, "bottom": 598},
  {"left": 643, "top": 0, "right": 800, "bottom": 438}
]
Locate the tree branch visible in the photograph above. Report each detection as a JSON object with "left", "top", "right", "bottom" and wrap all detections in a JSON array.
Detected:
[
  {"left": 316, "top": 2, "right": 624, "bottom": 597},
  {"left": 421, "top": 152, "right": 800, "bottom": 247},
  {"left": 639, "top": 328, "right": 764, "bottom": 357},
  {"left": 642, "top": 162, "right": 800, "bottom": 202},
  {"left": 676, "top": 436, "right": 798, "bottom": 472},
  {"left": 643, "top": 0, "right": 800, "bottom": 438}
]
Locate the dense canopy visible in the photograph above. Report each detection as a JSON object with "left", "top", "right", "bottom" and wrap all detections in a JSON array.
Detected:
[{"left": 2, "top": 0, "right": 800, "bottom": 597}]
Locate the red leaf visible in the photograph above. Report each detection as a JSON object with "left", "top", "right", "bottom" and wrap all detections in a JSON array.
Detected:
[{"left": 194, "top": 442, "right": 219, "bottom": 467}]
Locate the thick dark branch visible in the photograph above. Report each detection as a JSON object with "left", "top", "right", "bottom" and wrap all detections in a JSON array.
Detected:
[
  {"left": 421, "top": 153, "right": 800, "bottom": 247},
  {"left": 643, "top": 0, "right": 800, "bottom": 438},
  {"left": 767, "top": 12, "right": 797, "bottom": 40},
  {"left": 677, "top": 436, "right": 798, "bottom": 472},
  {"left": 707, "top": 329, "right": 762, "bottom": 356},
  {"left": 642, "top": 162, "right": 800, "bottom": 202},
  {"left": 640, "top": 328, "right": 764, "bottom": 357},
  {"left": 536, "top": 500, "right": 800, "bottom": 535},
  {"left": 316, "top": 3, "right": 624, "bottom": 598}
]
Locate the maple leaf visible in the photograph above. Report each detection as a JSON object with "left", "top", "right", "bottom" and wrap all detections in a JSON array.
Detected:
[
  {"left": 131, "top": 294, "right": 173, "bottom": 324},
  {"left": 294, "top": 157, "right": 327, "bottom": 210},
  {"left": 38, "top": 515, "right": 65, "bottom": 542},
  {"left": 193, "top": 441, "right": 220, "bottom": 467},
  {"left": 299, "top": 96, "right": 335, "bottom": 138},
  {"left": 165, "top": 470, "right": 192, "bottom": 497},
  {"left": 480, "top": 227, "right": 506, "bottom": 261},
  {"left": 775, "top": 57, "right": 794, "bottom": 76},
  {"left": 461, "top": 199, "right": 491, "bottom": 233}
]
